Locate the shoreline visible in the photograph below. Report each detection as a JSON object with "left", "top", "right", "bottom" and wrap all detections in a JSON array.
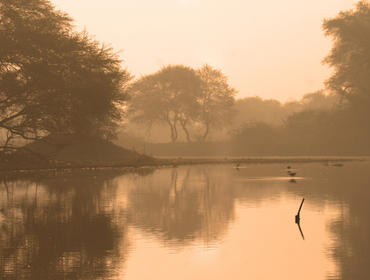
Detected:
[{"left": 0, "top": 156, "right": 367, "bottom": 177}]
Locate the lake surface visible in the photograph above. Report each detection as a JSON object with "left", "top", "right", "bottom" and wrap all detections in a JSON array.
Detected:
[{"left": 0, "top": 161, "right": 369, "bottom": 280}]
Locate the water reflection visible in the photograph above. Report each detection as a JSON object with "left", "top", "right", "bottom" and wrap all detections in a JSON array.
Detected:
[
  {"left": 0, "top": 162, "right": 369, "bottom": 279},
  {"left": 296, "top": 219, "right": 305, "bottom": 240},
  {"left": 125, "top": 167, "right": 235, "bottom": 245},
  {"left": 318, "top": 163, "right": 370, "bottom": 280},
  {"left": 0, "top": 171, "right": 130, "bottom": 280}
]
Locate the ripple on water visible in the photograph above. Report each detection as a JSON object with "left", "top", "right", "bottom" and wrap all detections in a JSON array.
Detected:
[{"left": 236, "top": 176, "right": 305, "bottom": 181}]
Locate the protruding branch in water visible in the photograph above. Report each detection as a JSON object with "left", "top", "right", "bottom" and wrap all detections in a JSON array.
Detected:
[
  {"left": 295, "top": 198, "right": 305, "bottom": 222},
  {"left": 295, "top": 198, "right": 305, "bottom": 240},
  {"left": 297, "top": 219, "right": 305, "bottom": 240}
]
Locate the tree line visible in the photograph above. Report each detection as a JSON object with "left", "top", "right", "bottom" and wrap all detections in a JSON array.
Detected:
[
  {"left": 232, "top": 1, "right": 370, "bottom": 155},
  {"left": 0, "top": 0, "right": 235, "bottom": 153},
  {"left": 2, "top": 0, "right": 370, "bottom": 155}
]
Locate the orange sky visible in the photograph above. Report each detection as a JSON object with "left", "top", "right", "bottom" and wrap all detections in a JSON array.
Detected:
[{"left": 52, "top": 0, "right": 359, "bottom": 101}]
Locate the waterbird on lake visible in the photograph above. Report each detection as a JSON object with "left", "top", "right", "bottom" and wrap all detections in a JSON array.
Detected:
[
  {"left": 286, "top": 166, "right": 297, "bottom": 176},
  {"left": 286, "top": 166, "right": 298, "bottom": 171}
]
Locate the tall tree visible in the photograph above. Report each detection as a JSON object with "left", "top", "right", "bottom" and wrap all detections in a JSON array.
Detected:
[
  {"left": 323, "top": 0, "right": 370, "bottom": 145},
  {"left": 196, "top": 65, "right": 236, "bottom": 141},
  {"left": 129, "top": 65, "right": 202, "bottom": 142},
  {"left": 0, "top": 0, "right": 130, "bottom": 151},
  {"left": 323, "top": 0, "right": 370, "bottom": 110}
]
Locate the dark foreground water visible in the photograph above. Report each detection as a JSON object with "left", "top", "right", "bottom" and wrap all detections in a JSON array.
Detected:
[{"left": 0, "top": 161, "right": 369, "bottom": 280}]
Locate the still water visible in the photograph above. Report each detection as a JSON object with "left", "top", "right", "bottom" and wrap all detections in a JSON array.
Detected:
[{"left": 0, "top": 161, "right": 369, "bottom": 280}]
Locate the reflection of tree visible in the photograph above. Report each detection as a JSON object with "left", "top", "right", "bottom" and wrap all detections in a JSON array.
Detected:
[
  {"left": 282, "top": 163, "right": 370, "bottom": 280},
  {"left": 325, "top": 174, "right": 370, "bottom": 280},
  {"left": 0, "top": 172, "right": 130, "bottom": 280},
  {"left": 126, "top": 166, "right": 235, "bottom": 245}
]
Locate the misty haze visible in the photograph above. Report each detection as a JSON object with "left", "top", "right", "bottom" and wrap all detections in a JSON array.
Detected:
[{"left": 1, "top": 1, "right": 370, "bottom": 279}]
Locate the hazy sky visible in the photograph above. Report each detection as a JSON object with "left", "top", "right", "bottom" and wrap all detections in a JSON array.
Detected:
[{"left": 52, "top": 0, "right": 358, "bottom": 101}]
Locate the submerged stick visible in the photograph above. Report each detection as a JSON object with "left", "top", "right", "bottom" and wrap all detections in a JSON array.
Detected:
[
  {"left": 297, "top": 220, "right": 305, "bottom": 240},
  {"left": 295, "top": 198, "right": 305, "bottom": 223},
  {"left": 297, "top": 198, "right": 305, "bottom": 216}
]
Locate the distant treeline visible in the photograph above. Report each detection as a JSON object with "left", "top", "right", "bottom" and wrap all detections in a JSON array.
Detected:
[
  {"left": 232, "top": 1, "right": 370, "bottom": 155},
  {"left": 121, "top": 91, "right": 338, "bottom": 143},
  {"left": 2, "top": 0, "right": 370, "bottom": 157},
  {"left": 122, "top": 1, "right": 370, "bottom": 156},
  {"left": 234, "top": 91, "right": 338, "bottom": 126}
]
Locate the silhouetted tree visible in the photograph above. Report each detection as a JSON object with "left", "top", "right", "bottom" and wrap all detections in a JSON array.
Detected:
[
  {"left": 320, "top": 0, "right": 370, "bottom": 152},
  {"left": 323, "top": 1, "right": 370, "bottom": 111},
  {"left": 129, "top": 65, "right": 202, "bottom": 142},
  {"left": 0, "top": 0, "right": 131, "bottom": 151},
  {"left": 128, "top": 65, "right": 237, "bottom": 143},
  {"left": 196, "top": 65, "right": 236, "bottom": 141}
]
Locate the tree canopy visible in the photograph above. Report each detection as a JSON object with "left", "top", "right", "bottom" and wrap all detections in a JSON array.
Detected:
[
  {"left": 0, "top": 0, "right": 131, "bottom": 151},
  {"left": 128, "top": 64, "right": 235, "bottom": 143},
  {"left": 196, "top": 65, "right": 236, "bottom": 141},
  {"left": 129, "top": 65, "right": 201, "bottom": 142},
  {"left": 323, "top": 0, "right": 370, "bottom": 110}
]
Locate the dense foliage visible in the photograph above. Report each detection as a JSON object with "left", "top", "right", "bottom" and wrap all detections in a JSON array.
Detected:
[
  {"left": 0, "top": 0, "right": 131, "bottom": 151},
  {"left": 323, "top": 1, "right": 370, "bottom": 108}
]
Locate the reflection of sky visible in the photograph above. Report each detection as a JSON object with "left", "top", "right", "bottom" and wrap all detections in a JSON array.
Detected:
[
  {"left": 113, "top": 164, "right": 348, "bottom": 279},
  {"left": 2, "top": 161, "right": 369, "bottom": 280},
  {"left": 121, "top": 193, "right": 341, "bottom": 280}
]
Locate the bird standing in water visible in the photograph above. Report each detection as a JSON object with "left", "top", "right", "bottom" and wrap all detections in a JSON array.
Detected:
[{"left": 286, "top": 166, "right": 297, "bottom": 177}]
